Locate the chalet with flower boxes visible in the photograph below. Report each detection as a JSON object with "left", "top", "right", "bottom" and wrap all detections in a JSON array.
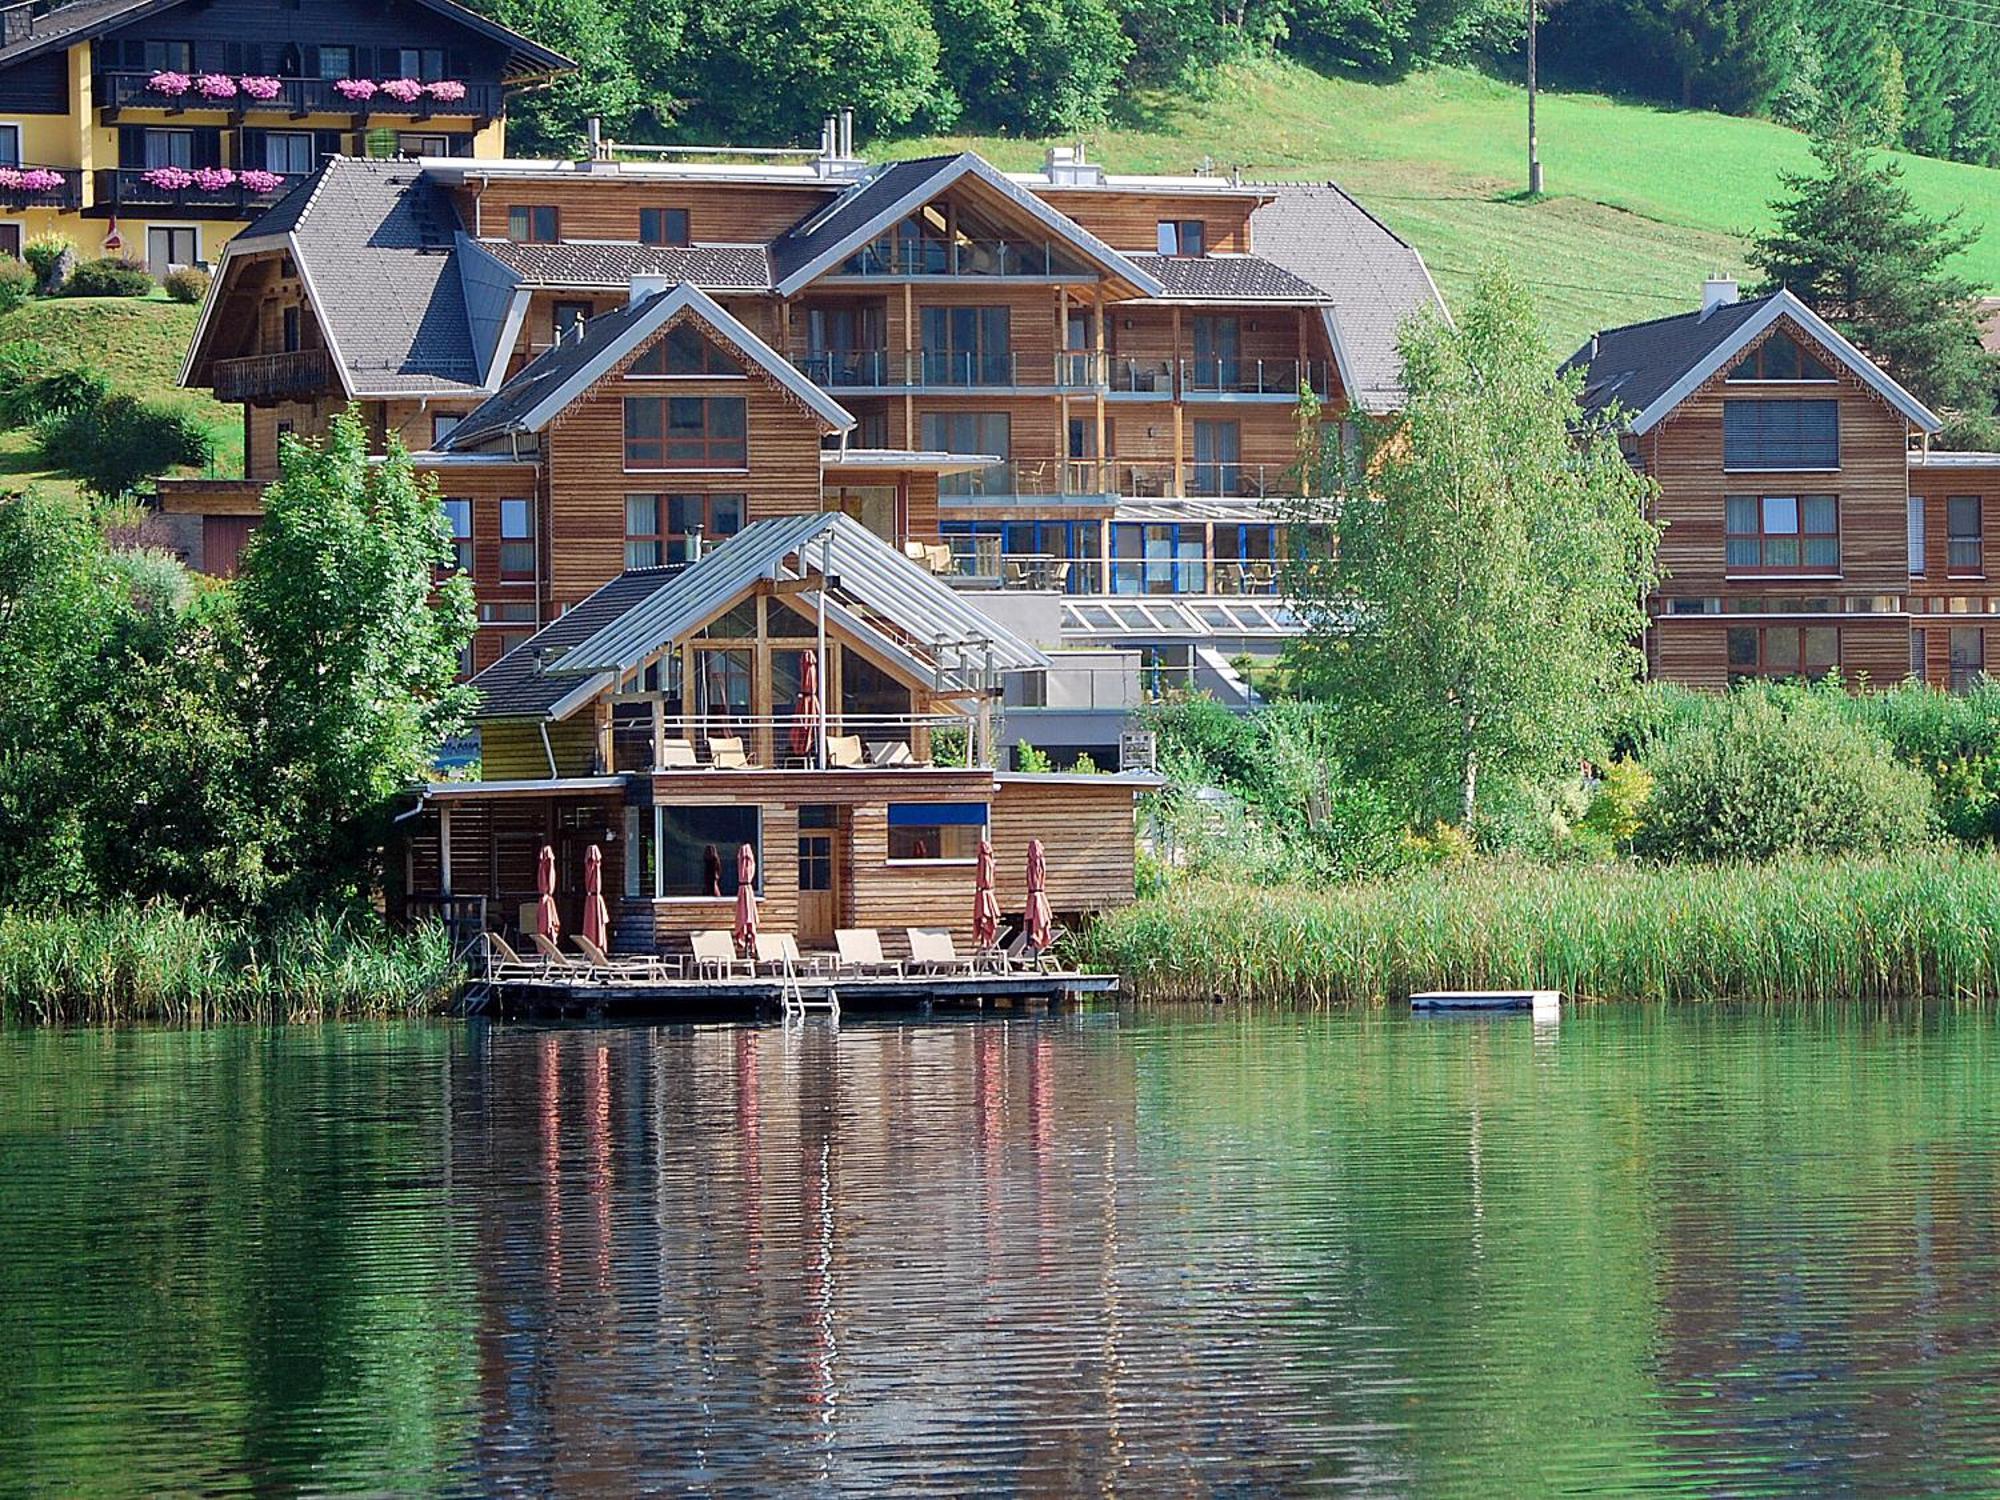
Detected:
[
  {"left": 0, "top": 0, "right": 567, "bottom": 272},
  {"left": 397, "top": 511, "right": 1155, "bottom": 957},
  {"left": 1565, "top": 279, "right": 2000, "bottom": 693}
]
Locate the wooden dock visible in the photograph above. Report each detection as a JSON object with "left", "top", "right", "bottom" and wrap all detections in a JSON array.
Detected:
[{"left": 463, "top": 969, "right": 1121, "bottom": 1021}]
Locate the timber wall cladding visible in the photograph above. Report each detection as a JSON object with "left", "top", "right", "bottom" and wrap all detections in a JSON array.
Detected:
[
  {"left": 1646, "top": 317, "right": 1912, "bottom": 596},
  {"left": 1035, "top": 189, "right": 1261, "bottom": 254},
  {"left": 455, "top": 181, "right": 836, "bottom": 246},
  {"left": 1908, "top": 466, "right": 2000, "bottom": 597},
  {"left": 542, "top": 309, "right": 829, "bottom": 609}
]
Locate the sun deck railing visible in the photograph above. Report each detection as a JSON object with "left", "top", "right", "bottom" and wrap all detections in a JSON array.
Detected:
[{"left": 608, "top": 710, "right": 990, "bottom": 773}]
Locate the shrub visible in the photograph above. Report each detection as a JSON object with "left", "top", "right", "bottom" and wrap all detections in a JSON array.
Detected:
[
  {"left": 1636, "top": 692, "right": 1933, "bottom": 862},
  {"left": 161, "top": 265, "right": 209, "bottom": 304},
  {"left": 1015, "top": 740, "right": 1053, "bottom": 773},
  {"left": 62, "top": 256, "right": 153, "bottom": 298},
  {"left": 0, "top": 338, "right": 50, "bottom": 422},
  {"left": 33, "top": 393, "right": 212, "bottom": 497},
  {"left": 22, "top": 232, "right": 71, "bottom": 287},
  {"left": 0, "top": 362, "right": 108, "bottom": 430},
  {"left": 1575, "top": 758, "right": 1654, "bottom": 853},
  {"left": 0, "top": 255, "right": 33, "bottom": 313}
]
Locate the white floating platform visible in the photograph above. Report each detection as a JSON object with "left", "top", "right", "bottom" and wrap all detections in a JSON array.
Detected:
[{"left": 1410, "top": 989, "right": 1561, "bottom": 1020}]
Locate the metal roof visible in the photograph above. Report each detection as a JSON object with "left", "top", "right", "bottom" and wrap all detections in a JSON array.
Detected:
[
  {"left": 558, "top": 511, "right": 1051, "bottom": 680},
  {"left": 1060, "top": 596, "right": 1302, "bottom": 638}
]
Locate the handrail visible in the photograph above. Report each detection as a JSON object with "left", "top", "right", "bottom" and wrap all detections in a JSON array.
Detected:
[
  {"left": 791, "top": 349, "right": 1104, "bottom": 389},
  {"left": 94, "top": 69, "right": 501, "bottom": 119}
]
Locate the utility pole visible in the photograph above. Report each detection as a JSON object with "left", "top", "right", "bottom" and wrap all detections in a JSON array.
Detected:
[{"left": 1527, "top": 0, "right": 1544, "bottom": 195}]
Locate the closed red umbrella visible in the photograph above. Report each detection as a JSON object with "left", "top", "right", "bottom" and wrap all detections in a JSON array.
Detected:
[
  {"left": 789, "top": 650, "right": 822, "bottom": 761},
  {"left": 1025, "top": 838, "right": 1053, "bottom": 952},
  {"left": 973, "top": 836, "right": 1000, "bottom": 950},
  {"left": 733, "top": 842, "right": 759, "bottom": 956},
  {"left": 536, "top": 843, "right": 561, "bottom": 942},
  {"left": 582, "top": 843, "right": 609, "bottom": 951}
]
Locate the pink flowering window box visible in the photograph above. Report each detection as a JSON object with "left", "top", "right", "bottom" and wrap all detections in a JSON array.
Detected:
[
  {"left": 195, "top": 72, "right": 237, "bottom": 100},
  {"left": 424, "top": 79, "right": 467, "bottom": 103},
  {"left": 379, "top": 77, "right": 424, "bottom": 104},
  {"left": 190, "top": 167, "right": 236, "bottom": 192},
  {"left": 16, "top": 168, "right": 64, "bottom": 192},
  {"left": 239, "top": 169, "right": 285, "bottom": 193},
  {"left": 238, "top": 75, "right": 282, "bottom": 101},
  {"left": 148, "top": 70, "right": 192, "bottom": 96},
  {"left": 140, "top": 166, "right": 195, "bottom": 191},
  {"left": 333, "top": 78, "right": 377, "bottom": 102}
]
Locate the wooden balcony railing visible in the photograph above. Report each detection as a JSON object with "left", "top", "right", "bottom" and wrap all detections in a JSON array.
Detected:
[
  {"left": 0, "top": 164, "right": 80, "bottom": 210},
  {"left": 214, "top": 347, "right": 335, "bottom": 404},
  {"left": 96, "top": 71, "right": 502, "bottom": 122},
  {"left": 93, "top": 166, "right": 300, "bottom": 218}
]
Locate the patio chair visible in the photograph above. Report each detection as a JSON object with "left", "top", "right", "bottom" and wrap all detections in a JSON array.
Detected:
[
  {"left": 482, "top": 931, "right": 547, "bottom": 980},
  {"left": 529, "top": 930, "right": 596, "bottom": 979},
  {"left": 835, "top": 928, "right": 904, "bottom": 977},
  {"left": 572, "top": 933, "right": 669, "bottom": 981},
  {"left": 906, "top": 927, "right": 976, "bottom": 976},
  {"left": 827, "top": 734, "right": 865, "bottom": 768},
  {"left": 753, "top": 932, "right": 825, "bottom": 976},
  {"left": 1001, "top": 926, "right": 1068, "bottom": 974},
  {"left": 690, "top": 929, "right": 755, "bottom": 979},
  {"left": 706, "top": 734, "right": 750, "bottom": 770},
  {"left": 866, "top": 740, "right": 914, "bottom": 768},
  {"left": 658, "top": 738, "right": 699, "bottom": 770}
]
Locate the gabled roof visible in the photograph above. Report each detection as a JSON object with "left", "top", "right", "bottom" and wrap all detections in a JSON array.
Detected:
[
  {"left": 767, "top": 152, "right": 1166, "bottom": 298},
  {"left": 479, "top": 240, "right": 773, "bottom": 292},
  {"left": 0, "top": 0, "right": 573, "bottom": 73},
  {"left": 437, "top": 282, "right": 852, "bottom": 451},
  {"left": 557, "top": 512, "right": 1048, "bottom": 690},
  {"left": 1562, "top": 288, "right": 1944, "bottom": 435},
  {"left": 1249, "top": 183, "right": 1446, "bottom": 413}
]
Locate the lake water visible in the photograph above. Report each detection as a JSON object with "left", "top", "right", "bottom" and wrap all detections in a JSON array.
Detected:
[{"left": 3, "top": 1005, "right": 1998, "bottom": 1496}]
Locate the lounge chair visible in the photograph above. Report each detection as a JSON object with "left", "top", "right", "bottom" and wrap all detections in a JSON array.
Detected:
[
  {"left": 866, "top": 740, "right": 914, "bottom": 767},
  {"left": 835, "top": 928, "right": 904, "bottom": 977},
  {"left": 572, "top": 933, "right": 669, "bottom": 980},
  {"left": 827, "top": 734, "right": 865, "bottom": 768},
  {"left": 707, "top": 735, "right": 750, "bottom": 770},
  {"left": 690, "top": 929, "right": 755, "bottom": 979},
  {"left": 906, "top": 927, "right": 976, "bottom": 976},
  {"left": 658, "top": 738, "right": 698, "bottom": 770},
  {"left": 482, "top": 931, "right": 547, "bottom": 980},
  {"left": 754, "top": 932, "right": 825, "bottom": 975},
  {"left": 529, "top": 930, "right": 596, "bottom": 979},
  {"left": 1001, "top": 925, "right": 1068, "bottom": 974}
]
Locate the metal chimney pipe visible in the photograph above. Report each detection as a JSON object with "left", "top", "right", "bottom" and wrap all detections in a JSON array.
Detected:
[{"left": 840, "top": 107, "right": 854, "bottom": 158}]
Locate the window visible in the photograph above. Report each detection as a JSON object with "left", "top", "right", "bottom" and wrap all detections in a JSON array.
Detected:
[
  {"left": 1728, "top": 332, "right": 1835, "bottom": 382},
  {"left": 922, "top": 410, "right": 1011, "bottom": 495},
  {"left": 1725, "top": 624, "right": 1839, "bottom": 684},
  {"left": 1111, "top": 522, "right": 1206, "bottom": 594},
  {"left": 828, "top": 484, "right": 898, "bottom": 544},
  {"left": 397, "top": 47, "right": 445, "bottom": 81},
  {"left": 657, "top": 805, "right": 759, "bottom": 897},
  {"left": 623, "top": 396, "right": 747, "bottom": 469},
  {"left": 1191, "top": 419, "right": 1242, "bottom": 497},
  {"left": 0, "top": 226, "right": 18, "bottom": 261},
  {"left": 499, "top": 497, "right": 534, "bottom": 579},
  {"left": 398, "top": 133, "right": 453, "bottom": 158},
  {"left": 281, "top": 305, "right": 301, "bottom": 352},
  {"left": 506, "top": 204, "right": 558, "bottom": 243},
  {"left": 1948, "top": 495, "right": 1984, "bottom": 575},
  {"left": 263, "top": 131, "right": 313, "bottom": 174},
  {"left": 641, "top": 207, "right": 690, "bottom": 247},
  {"left": 440, "top": 498, "right": 472, "bottom": 572},
  {"left": 1912, "top": 627, "right": 1927, "bottom": 681},
  {"left": 919, "top": 305, "right": 1010, "bottom": 384},
  {"left": 623, "top": 492, "right": 744, "bottom": 567},
  {"left": 1189, "top": 315, "right": 1242, "bottom": 391},
  {"left": 432, "top": 412, "right": 460, "bottom": 446},
  {"left": 629, "top": 323, "right": 743, "bottom": 377},
  {"left": 1724, "top": 494, "right": 1838, "bottom": 573},
  {"left": 145, "top": 227, "right": 197, "bottom": 278},
  {"left": 317, "top": 46, "right": 353, "bottom": 81},
  {"left": 553, "top": 300, "right": 590, "bottom": 342},
  {"left": 1156, "top": 219, "right": 1205, "bottom": 256},
  {"left": 887, "top": 802, "right": 987, "bottom": 861},
  {"left": 142, "top": 129, "right": 194, "bottom": 169},
  {"left": 798, "top": 834, "right": 832, "bottom": 891},
  {"left": 145, "top": 40, "right": 194, "bottom": 72},
  {"left": 0, "top": 124, "right": 19, "bottom": 168},
  {"left": 1910, "top": 497, "right": 1927, "bottom": 576},
  {"left": 1723, "top": 399, "right": 1839, "bottom": 470},
  {"left": 1951, "top": 627, "right": 1986, "bottom": 692}
]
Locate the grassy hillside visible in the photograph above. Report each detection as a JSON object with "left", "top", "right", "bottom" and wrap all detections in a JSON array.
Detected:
[
  {"left": 893, "top": 59, "right": 2000, "bottom": 353},
  {"left": 0, "top": 295, "right": 240, "bottom": 500}
]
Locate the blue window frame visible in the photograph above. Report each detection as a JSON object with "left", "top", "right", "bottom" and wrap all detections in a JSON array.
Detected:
[
  {"left": 1111, "top": 523, "right": 1207, "bottom": 595},
  {"left": 941, "top": 520, "right": 1102, "bottom": 592}
]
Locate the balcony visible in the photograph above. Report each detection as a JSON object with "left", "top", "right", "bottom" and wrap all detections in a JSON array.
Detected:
[
  {"left": 1181, "top": 358, "right": 1335, "bottom": 399},
  {"left": 835, "top": 237, "right": 1081, "bottom": 279},
  {"left": 92, "top": 166, "right": 300, "bottom": 218},
  {"left": 213, "top": 347, "right": 335, "bottom": 404},
  {"left": 1113, "top": 461, "right": 1291, "bottom": 500},
  {"left": 792, "top": 349, "right": 1101, "bottom": 391},
  {"left": 945, "top": 547, "right": 1283, "bottom": 598},
  {"left": 939, "top": 460, "right": 1111, "bottom": 504},
  {"left": 96, "top": 70, "right": 502, "bottom": 122},
  {"left": 0, "top": 164, "right": 81, "bottom": 210}
]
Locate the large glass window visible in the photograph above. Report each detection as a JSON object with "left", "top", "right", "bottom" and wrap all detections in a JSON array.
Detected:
[
  {"left": 624, "top": 492, "right": 744, "bottom": 567},
  {"left": 828, "top": 484, "right": 899, "bottom": 544},
  {"left": 919, "top": 305, "right": 1010, "bottom": 385},
  {"left": 1188, "top": 315, "right": 1242, "bottom": 391},
  {"left": 1725, "top": 624, "right": 1839, "bottom": 684},
  {"left": 499, "top": 497, "right": 534, "bottom": 579},
  {"left": 629, "top": 324, "right": 743, "bottom": 377},
  {"left": 922, "top": 410, "right": 1011, "bottom": 495},
  {"left": 1948, "top": 495, "right": 1984, "bottom": 575},
  {"left": 440, "top": 498, "right": 472, "bottom": 572},
  {"left": 1111, "top": 523, "right": 1206, "bottom": 594},
  {"left": 1910, "top": 496, "right": 1927, "bottom": 576},
  {"left": 657, "top": 806, "right": 759, "bottom": 897},
  {"left": 1727, "top": 332, "right": 1835, "bottom": 382},
  {"left": 624, "top": 396, "right": 747, "bottom": 468},
  {"left": 887, "top": 802, "right": 987, "bottom": 861},
  {"left": 1191, "top": 419, "right": 1242, "bottom": 496},
  {"left": 1724, "top": 494, "right": 1838, "bottom": 572},
  {"left": 1214, "top": 523, "right": 1283, "bottom": 594},
  {"left": 1723, "top": 399, "right": 1839, "bottom": 470}
]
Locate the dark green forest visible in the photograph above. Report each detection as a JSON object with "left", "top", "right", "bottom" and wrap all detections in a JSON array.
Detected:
[{"left": 471, "top": 0, "right": 2000, "bottom": 169}]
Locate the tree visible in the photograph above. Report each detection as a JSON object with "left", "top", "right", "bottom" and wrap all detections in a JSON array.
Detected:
[
  {"left": 33, "top": 393, "right": 211, "bottom": 500},
  {"left": 233, "top": 415, "right": 475, "bottom": 908},
  {"left": 1287, "top": 270, "right": 1660, "bottom": 835},
  {"left": 471, "top": 0, "right": 646, "bottom": 152},
  {"left": 1750, "top": 131, "right": 1999, "bottom": 447},
  {"left": 933, "top": 0, "right": 1130, "bottom": 132}
]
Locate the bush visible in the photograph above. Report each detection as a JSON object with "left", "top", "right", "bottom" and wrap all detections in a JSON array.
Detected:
[
  {"left": 161, "top": 265, "right": 209, "bottom": 304},
  {"left": 33, "top": 393, "right": 212, "bottom": 497},
  {"left": 62, "top": 256, "right": 153, "bottom": 298},
  {"left": 0, "top": 255, "right": 33, "bottom": 313},
  {"left": 22, "top": 233, "right": 72, "bottom": 288},
  {"left": 0, "top": 361, "right": 109, "bottom": 430},
  {"left": 1636, "top": 691, "right": 1934, "bottom": 861}
]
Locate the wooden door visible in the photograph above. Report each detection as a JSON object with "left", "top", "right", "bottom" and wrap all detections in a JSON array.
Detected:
[{"left": 796, "top": 828, "right": 838, "bottom": 944}]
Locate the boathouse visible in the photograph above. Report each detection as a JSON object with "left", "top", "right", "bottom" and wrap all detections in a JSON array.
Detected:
[{"left": 397, "top": 510, "right": 1156, "bottom": 956}]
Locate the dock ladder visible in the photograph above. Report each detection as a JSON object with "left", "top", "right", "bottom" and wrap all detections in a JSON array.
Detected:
[{"left": 779, "top": 955, "right": 839, "bottom": 1024}]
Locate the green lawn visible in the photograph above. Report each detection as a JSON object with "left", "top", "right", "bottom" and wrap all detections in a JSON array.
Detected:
[
  {"left": 891, "top": 60, "right": 2000, "bottom": 352},
  {"left": 0, "top": 294, "right": 241, "bottom": 499}
]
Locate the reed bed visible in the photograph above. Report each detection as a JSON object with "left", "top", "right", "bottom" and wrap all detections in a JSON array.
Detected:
[
  {"left": 0, "top": 905, "right": 462, "bottom": 1026},
  {"left": 1078, "top": 853, "right": 2000, "bottom": 1004}
]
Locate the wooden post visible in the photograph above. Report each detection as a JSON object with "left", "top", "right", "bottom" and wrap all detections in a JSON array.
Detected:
[
  {"left": 681, "top": 641, "right": 696, "bottom": 742},
  {"left": 651, "top": 694, "right": 665, "bottom": 769},
  {"left": 1171, "top": 306, "right": 1184, "bottom": 497},
  {"left": 1093, "top": 293, "right": 1107, "bottom": 494},
  {"left": 1058, "top": 285, "right": 1071, "bottom": 488},
  {"left": 594, "top": 698, "right": 613, "bottom": 774},
  {"left": 752, "top": 593, "right": 773, "bottom": 767},
  {"left": 903, "top": 281, "right": 916, "bottom": 437}
]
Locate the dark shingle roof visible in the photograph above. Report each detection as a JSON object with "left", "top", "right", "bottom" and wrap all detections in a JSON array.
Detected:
[
  {"left": 768, "top": 156, "right": 962, "bottom": 284},
  {"left": 441, "top": 289, "right": 664, "bottom": 449},
  {"left": 1128, "top": 253, "right": 1325, "bottom": 301},
  {"left": 1249, "top": 184, "right": 1446, "bottom": 411},
  {"left": 0, "top": 0, "right": 150, "bottom": 65},
  {"left": 249, "top": 157, "right": 484, "bottom": 396},
  {"left": 473, "top": 569, "right": 685, "bottom": 720},
  {"left": 1560, "top": 294, "right": 1775, "bottom": 418},
  {"left": 479, "top": 240, "right": 772, "bottom": 291}
]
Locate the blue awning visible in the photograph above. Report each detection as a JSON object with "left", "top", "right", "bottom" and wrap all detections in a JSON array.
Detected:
[{"left": 889, "top": 802, "right": 989, "bottom": 827}]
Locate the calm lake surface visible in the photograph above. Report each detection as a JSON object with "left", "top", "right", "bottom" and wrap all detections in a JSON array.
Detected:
[{"left": 3, "top": 1005, "right": 1999, "bottom": 1496}]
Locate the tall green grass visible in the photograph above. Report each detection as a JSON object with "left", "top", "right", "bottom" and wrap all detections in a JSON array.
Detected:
[
  {"left": 1079, "top": 854, "right": 2000, "bottom": 1004},
  {"left": 0, "top": 905, "right": 462, "bottom": 1026}
]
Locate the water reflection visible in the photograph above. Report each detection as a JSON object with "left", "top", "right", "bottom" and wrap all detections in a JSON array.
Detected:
[{"left": 1, "top": 1007, "right": 1998, "bottom": 1494}]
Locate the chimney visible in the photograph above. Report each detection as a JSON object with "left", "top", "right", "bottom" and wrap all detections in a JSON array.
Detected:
[
  {"left": 840, "top": 106, "right": 854, "bottom": 159},
  {"left": 1043, "top": 142, "right": 1104, "bottom": 187},
  {"left": 1700, "top": 276, "right": 1739, "bottom": 319},
  {"left": 585, "top": 115, "right": 602, "bottom": 158},
  {"left": 628, "top": 272, "right": 675, "bottom": 306}
]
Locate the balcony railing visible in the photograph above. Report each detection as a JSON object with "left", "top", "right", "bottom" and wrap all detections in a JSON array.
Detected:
[
  {"left": 0, "top": 164, "right": 80, "bottom": 210},
  {"left": 93, "top": 166, "right": 300, "bottom": 217},
  {"left": 1112, "top": 460, "right": 1291, "bottom": 499},
  {"left": 836, "top": 236, "right": 1075, "bottom": 277},
  {"left": 96, "top": 70, "right": 502, "bottom": 120},
  {"left": 939, "top": 459, "right": 1111, "bottom": 501},
  {"left": 1181, "top": 358, "right": 1334, "bottom": 397},
  {"left": 213, "top": 347, "right": 335, "bottom": 404},
  {"left": 793, "top": 349, "right": 1101, "bottom": 389},
  {"left": 946, "top": 549, "right": 1284, "bottom": 598},
  {"left": 607, "top": 711, "right": 989, "bottom": 774}
]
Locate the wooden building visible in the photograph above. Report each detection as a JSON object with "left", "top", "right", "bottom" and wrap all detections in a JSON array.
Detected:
[
  {"left": 1562, "top": 280, "right": 2000, "bottom": 692},
  {"left": 0, "top": 0, "right": 564, "bottom": 272},
  {"left": 398, "top": 512, "right": 1155, "bottom": 955}
]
